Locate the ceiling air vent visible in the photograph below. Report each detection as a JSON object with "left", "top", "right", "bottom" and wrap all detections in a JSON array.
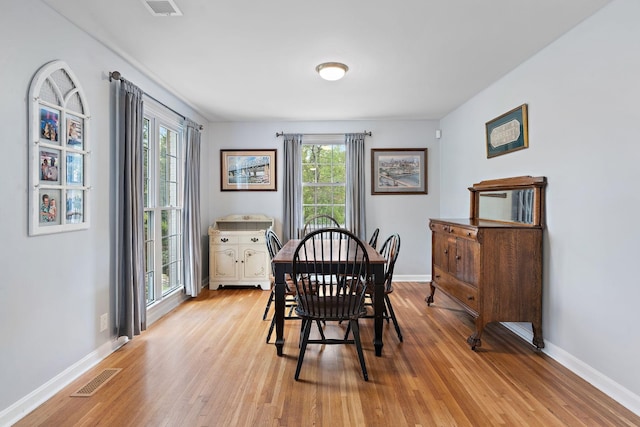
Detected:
[{"left": 141, "top": 0, "right": 183, "bottom": 16}]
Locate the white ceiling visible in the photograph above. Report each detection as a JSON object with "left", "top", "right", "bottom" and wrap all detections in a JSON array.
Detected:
[{"left": 43, "top": 0, "right": 611, "bottom": 122}]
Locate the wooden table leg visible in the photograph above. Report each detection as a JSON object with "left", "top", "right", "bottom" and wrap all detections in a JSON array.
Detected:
[
  {"left": 372, "top": 267, "right": 384, "bottom": 357},
  {"left": 274, "top": 265, "right": 285, "bottom": 356}
]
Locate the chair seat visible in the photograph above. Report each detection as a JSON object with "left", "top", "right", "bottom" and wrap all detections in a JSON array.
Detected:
[
  {"left": 294, "top": 295, "right": 367, "bottom": 320},
  {"left": 364, "top": 281, "right": 393, "bottom": 294}
]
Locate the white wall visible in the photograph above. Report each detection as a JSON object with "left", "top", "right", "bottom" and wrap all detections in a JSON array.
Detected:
[
  {"left": 439, "top": 0, "right": 640, "bottom": 411},
  {"left": 3, "top": 0, "right": 639, "bottom": 422},
  {"left": 207, "top": 120, "right": 440, "bottom": 279},
  {"left": 0, "top": 0, "right": 208, "bottom": 422}
]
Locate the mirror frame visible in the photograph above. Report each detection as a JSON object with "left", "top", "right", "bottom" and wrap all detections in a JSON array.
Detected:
[{"left": 469, "top": 176, "right": 546, "bottom": 227}]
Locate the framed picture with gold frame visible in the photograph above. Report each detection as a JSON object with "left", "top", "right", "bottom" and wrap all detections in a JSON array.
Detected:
[
  {"left": 486, "top": 104, "right": 529, "bottom": 158},
  {"left": 371, "top": 148, "right": 428, "bottom": 195},
  {"left": 220, "top": 149, "right": 277, "bottom": 191}
]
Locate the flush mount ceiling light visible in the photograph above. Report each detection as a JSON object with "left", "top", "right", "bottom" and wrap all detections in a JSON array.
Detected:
[{"left": 316, "top": 62, "right": 349, "bottom": 81}]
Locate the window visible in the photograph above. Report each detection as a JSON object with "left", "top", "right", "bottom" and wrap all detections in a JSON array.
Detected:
[
  {"left": 143, "top": 102, "right": 184, "bottom": 306},
  {"left": 301, "top": 141, "right": 346, "bottom": 226}
]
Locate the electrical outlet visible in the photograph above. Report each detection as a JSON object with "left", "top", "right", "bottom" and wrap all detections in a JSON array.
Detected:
[{"left": 100, "top": 313, "right": 108, "bottom": 332}]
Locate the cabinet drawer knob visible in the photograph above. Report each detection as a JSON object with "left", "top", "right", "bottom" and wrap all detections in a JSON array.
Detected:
[
  {"left": 467, "top": 232, "right": 471, "bottom": 236},
  {"left": 456, "top": 255, "right": 461, "bottom": 260},
  {"left": 467, "top": 296, "right": 474, "bottom": 301},
  {"left": 221, "top": 238, "right": 229, "bottom": 242},
  {"left": 434, "top": 274, "right": 441, "bottom": 279},
  {"left": 443, "top": 249, "right": 448, "bottom": 254},
  {"left": 251, "top": 237, "right": 259, "bottom": 242}
]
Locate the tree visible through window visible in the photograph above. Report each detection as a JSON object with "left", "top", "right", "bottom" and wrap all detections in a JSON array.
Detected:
[
  {"left": 143, "top": 106, "right": 184, "bottom": 307},
  {"left": 301, "top": 142, "right": 345, "bottom": 226}
]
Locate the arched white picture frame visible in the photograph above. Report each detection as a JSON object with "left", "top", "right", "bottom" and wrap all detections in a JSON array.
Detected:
[{"left": 29, "top": 60, "right": 90, "bottom": 235}]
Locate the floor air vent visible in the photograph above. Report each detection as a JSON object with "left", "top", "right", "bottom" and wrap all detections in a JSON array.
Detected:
[{"left": 70, "top": 368, "right": 122, "bottom": 397}]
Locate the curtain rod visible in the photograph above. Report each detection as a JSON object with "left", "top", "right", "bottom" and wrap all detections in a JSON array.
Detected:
[
  {"left": 109, "top": 71, "right": 203, "bottom": 130},
  {"left": 275, "top": 131, "right": 372, "bottom": 137}
]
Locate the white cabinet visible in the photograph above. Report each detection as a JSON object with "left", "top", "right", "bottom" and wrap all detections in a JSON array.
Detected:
[{"left": 208, "top": 214, "right": 273, "bottom": 290}]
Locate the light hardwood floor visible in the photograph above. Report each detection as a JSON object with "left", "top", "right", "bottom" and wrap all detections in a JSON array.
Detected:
[{"left": 16, "top": 282, "right": 640, "bottom": 426}]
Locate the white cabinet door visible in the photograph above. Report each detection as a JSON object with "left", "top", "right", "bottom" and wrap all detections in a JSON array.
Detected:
[
  {"left": 211, "top": 245, "right": 238, "bottom": 288},
  {"left": 240, "top": 245, "right": 269, "bottom": 285}
]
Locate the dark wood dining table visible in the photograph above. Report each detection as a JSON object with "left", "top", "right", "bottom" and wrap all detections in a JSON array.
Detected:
[{"left": 271, "top": 238, "right": 387, "bottom": 357}]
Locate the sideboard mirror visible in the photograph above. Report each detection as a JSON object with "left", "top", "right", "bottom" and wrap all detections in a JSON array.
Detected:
[{"left": 469, "top": 176, "right": 546, "bottom": 227}]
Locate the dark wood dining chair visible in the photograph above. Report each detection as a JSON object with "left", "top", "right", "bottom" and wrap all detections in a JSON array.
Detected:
[
  {"left": 302, "top": 214, "right": 340, "bottom": 236},
  {"left": 263, "top": 228, "right": 324, "bottom": 343},
  {"left": 292, "top": 228, "right": 371, "bottom": 381},
  {"left": 345, "top": 233, "right": 402, "bottom": 343},
  {"left": 262, "top": 228, "right": 287, "bottom": 320},
  {"left": 368, "top": 227, "right": 380, "bottom": 250}
]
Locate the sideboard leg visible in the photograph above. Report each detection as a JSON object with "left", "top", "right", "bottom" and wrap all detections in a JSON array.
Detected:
[
  {"left": 467, "top": 334, "right": 482, "bottom": 350},
  {"left": 468, "top": 320, "right": 485, "bottom": 350},
  {"left": 425, "top": 282, "right": 436, "bottom": 305},
  {"left": 532, "top": 323, "right": 545, "bottom": 350}
]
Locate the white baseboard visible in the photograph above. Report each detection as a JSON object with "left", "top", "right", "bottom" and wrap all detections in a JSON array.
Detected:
[
  {"left": 503, "top": 322, "right": 640, "bottom": 417},
  {"left": 0, "top": 336, "right": 127, "bottom": 427},
  {"left": 393, "top": 274, "right": 431, "bottom": 282}
]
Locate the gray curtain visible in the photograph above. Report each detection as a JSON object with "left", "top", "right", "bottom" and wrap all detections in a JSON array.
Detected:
[
  {"left": 345, "top": 133, "right": 366, "bottom": 239},
  {"left": 282, "top": 134, "right": 303, "bottom": 241},
  {"left": 115, "top": 80, "right": 146, "bottom": 339},
  {"left": 512, "top": 189, "right": 534, "bottom": 223},
  {"left": 182, "top": 120, "right": 202, "bottom": 297}
]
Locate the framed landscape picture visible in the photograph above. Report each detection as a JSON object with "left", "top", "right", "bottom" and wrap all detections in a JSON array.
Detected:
[
  {"left": 371, "top": 148, "right": 428, "bottom": 195},
  {"left": 220, "top": 149, "right": 277, "bottom": 191}
]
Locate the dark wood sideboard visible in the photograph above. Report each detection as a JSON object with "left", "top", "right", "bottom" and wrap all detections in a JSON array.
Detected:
[{"left": 426, "top": 176, "right": 546, "bottom": 350}]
